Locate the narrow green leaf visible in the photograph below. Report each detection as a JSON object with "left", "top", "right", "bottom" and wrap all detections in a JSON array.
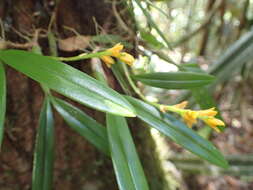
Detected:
[
  {"left": 125, "top": 96, "right": 229, "bottom": 168},
  {"left": 0, "top": 50, "right": 135, "bottom": 117},
  {"left": 180, "top": 63, "right": 205, "bottom": 73},
  {"left": 0, "top": 62, "right": 6, "bottom": 149},
  {"left": 140, "top": 30, "right": 164, "bottom": 49},
  {"left": 92, "top": 34, "right": 133, "bottom": 48},
  {"left": 133, "top": 72, "right": 215, "bottom": 89},
  {"left": 51, "top": 97, "right": 109, "bottom": 155},
  {"left": 106, "top": 114, "right": 149, "bottom": 190},
  {"left": 111, "top": 63, "right": 132, "bottom": 95},
  {"left": 209, "top": 28, "right": 253, "bottom": 82},
  {"left": 134, "top": 0, "right": 172, "bottom": 49},
  {"left": 32, "top": 98, "right": 54, "bottom": 190}
]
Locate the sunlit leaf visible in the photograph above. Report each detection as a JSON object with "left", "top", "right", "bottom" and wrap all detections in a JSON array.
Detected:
[
  {"left": 0, "top": 50, "right": 136, "bottom": 117},
  {"left": 133, "top": 72, "right": 215, "bottom": 89}
]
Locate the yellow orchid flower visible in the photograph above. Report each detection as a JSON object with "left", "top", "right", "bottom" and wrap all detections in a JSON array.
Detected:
[
  {"left": 173, "top": 101, "right": 188, "bottom": 109},
  {"left": 162, "top": 101, "right": 226, "bottom": 132},
  {"left": 202, "top": 118, "right": 225, "bottom": 133},
  {"left": 107, "top": 43, "right": 124, "bottom": 57},
  {"left": 100, "top": 55, "right": 115, "bottom": 67},
  {"left": 118, "top": 52, "right": 135, "bottom": 66},
  {"left": 182, "top": 110, "right": 198, "bottom": 128},
  {"left": 100, "top": 43, "right": 135, "bottom": 67}
]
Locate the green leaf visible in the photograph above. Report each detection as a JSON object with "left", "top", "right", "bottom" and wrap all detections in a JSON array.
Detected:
[
  {"left": 134, "top": 0, "right": 172, "bottom": 49},
  {"left": 133, "top": 72, "right": 215, "bottom": 89},
  {"left": 106, "top": 114, "right": 149, "bottom": 190},
  {"left": 32, "top": 98, "right": 54, "bottom": 190},
  {"left": 51, "top": 97, "right": 109, "bottom": 155},
  {"left": 209, "top": 28, "right": 253, "bottom": 83},
  {"left": 0, "top": 62, "right": 6, "bottom": 149},
  {"left": 140, "top": 30, "right": 164, "bottom": 49},
  {"left": 0, "top": 50, "right": 136, "bottom": 117},
  {"left": 125, "top": 96, "right": 229, "bottom": 168},
  {"left": 92, "top": 34, "right": 133, "bottom": 48},
  {"left": 111, "top": 62, "right": 132, "bottom": 95},
  {"left": 180, "top": 63, "right": 206, "bottom": 73}
]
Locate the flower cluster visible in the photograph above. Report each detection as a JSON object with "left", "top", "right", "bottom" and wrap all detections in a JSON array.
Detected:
[
  {"left": 100, "top": 43, "right": 135, "bottom": 67},
  {"left": 161, "top": 101, "right": 225, "bottom": 132}
]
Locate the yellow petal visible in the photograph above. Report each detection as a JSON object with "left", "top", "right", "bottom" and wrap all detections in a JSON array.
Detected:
[
  {"left": 101, "top": 56, "right": 115, "bottom": 67},
  {"left": 197, "top": 107, "right": 217, "bottom": 117},
  {"left": 182, "top": 110, "right": 198, "bottom": 127},
  {"left": 107, "top": 43, "right": 124, "bottom": 57},
  {"left": 203, "top": 118, "right": 225, "bottom": 132},
  {"left": 207, "top": 118, "right": 225, "bottom": 126},
  {"left": 173, "top": 101, "right": 188, "bottom": 109},
  {"left": 118, "top": 52, "right": 135, "bottom": 66}
]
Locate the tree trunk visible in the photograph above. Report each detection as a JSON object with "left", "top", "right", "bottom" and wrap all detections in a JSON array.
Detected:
[{"left": 0, "top": 0, "right": 167, "bottom": 189}]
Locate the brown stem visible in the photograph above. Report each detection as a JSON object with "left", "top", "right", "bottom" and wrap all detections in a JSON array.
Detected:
[
  {"left": 198, "top": 0, "right": 217, "bottom": 56},
  {"left": 237, "top": 0, "right": 250, "bottom": 38}
]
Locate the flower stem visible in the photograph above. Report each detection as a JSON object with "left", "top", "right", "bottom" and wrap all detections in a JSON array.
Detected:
[
  {"left": 121, "top": 62, "right": 169, "bottom": 110},
  {"left": 51, "top": 51, "right": 111, "bottom": 62}
]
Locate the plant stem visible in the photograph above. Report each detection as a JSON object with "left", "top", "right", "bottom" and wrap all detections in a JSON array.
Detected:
[
  {"left": 121, "top": 62, "right": 170, "bottom": 110},
  {"left": 134, "top": 0, "right": 172, "bottom": 50},
  {"left": 52, "top": 51, "right": 111, "bottom": 62},
  {"left": 122, "top": 63, "right": 147, "bottom": 101}
]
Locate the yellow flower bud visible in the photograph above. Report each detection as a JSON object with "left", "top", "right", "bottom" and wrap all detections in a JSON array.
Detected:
[
  {"left": 203, "top": 118, "right": 225, "bottom": 132},
  {"left": 107, "top": 43, "right": 124, "bottom": 57},
  {"left": 101, "top": 55, "right": 115, "bottom": 67},
  {"left": 118, "top": 52, "right": 135, "bottom": 66},
  {"left": 197, "top": 108, "right": 217, "bottom": 117}
]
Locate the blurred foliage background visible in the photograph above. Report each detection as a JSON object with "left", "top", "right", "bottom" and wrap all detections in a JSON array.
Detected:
[{"left": 130, "top": 0, "right": 253, "bottom": 189}]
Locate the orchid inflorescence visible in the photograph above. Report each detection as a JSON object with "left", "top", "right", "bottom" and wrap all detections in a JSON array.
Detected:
[
  {"left": 101, "top": 44, "right": 225, "bottom": 132},
  {"left": 160, "top": 101, "right": 225, "bottom": 132}
]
